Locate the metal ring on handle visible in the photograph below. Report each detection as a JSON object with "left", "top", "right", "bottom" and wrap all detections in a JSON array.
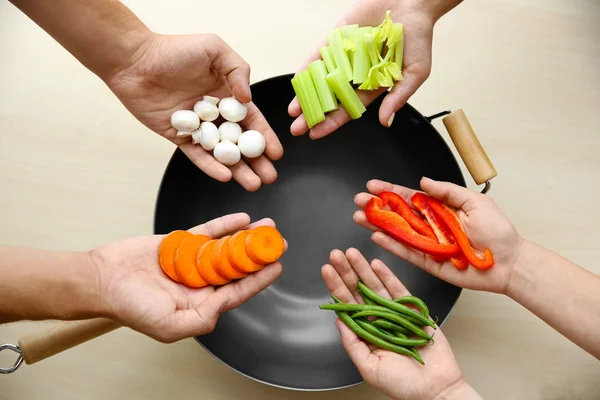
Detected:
[
  {"left": 481, "top": 180, "right": 491, "bottom": 194},
  {"left": 0, "top": 344, "right": 24, "bottom": 374}
]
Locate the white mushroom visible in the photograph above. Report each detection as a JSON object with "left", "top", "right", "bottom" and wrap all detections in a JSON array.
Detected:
[
  {"left": 193, "top": 98, "right": 220, "bottom": 122},
  {"left": 171, "top": 110, "right": 200, "bottom": 131},
  {"left": 203, "top": 96, "right": 220, "bottom": 106},
  {"left": 218, "top": 122, "right": 242, "bottom": 144},
  {"left": 192, "top": 122, "right": 220, "bottom": 150},
  {"left": 218, "top": 97, "right": 248, "bottom": 122},
  {"left": 213, "top": 140, "right": 241, "bottom": 166},
  {"left": 237, "top": 130, "right": 266, "bottom": 158},
  {"left": 176, "top": 130, "right": 192, "bottom": 137}
]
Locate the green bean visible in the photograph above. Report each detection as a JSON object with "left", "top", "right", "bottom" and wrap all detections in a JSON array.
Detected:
[
  {"left": 394, "top": 296, "right": 430, "bottom": 319},
  {"left": 351, "top": 310, "right": 432, "bottom": 340},
  {"left": 371, "top": 319, "right": 409, "bottom": 334},
  {"left": 358, "top": 287, "right": 377, "bottom": 306},
  {"left": 320, "top": 303, "right": 398, "bottom": 313},
  {"left": 355, "top": 320, "right": 429, "bottom": 347},
  {"left": 394, "top": 331, "right": 408, "bottom": 339},
  {"left": 336, "top": 312, "right": 424, "bottom": 365},
  {"left": 358, "top": 281, "right": 436, "bottom": 329}
]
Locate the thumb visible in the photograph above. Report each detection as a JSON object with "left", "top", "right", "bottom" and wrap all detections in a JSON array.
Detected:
[
  {"left": 379, "top": 69, "right": 428, "bottom": 127},
  {"left": 420, "top": 177, "right": 480, "bottom": 211},
  {"left": 336, "top": 319, "right": 372, "bottom": 367},
  {"left": 204, "top": 34, "right": 252, "bottom": 103}
]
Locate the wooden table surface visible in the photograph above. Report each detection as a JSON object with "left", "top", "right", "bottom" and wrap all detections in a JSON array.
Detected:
[{"left": 1, "top": 1, "right": 599, "bottom": 399}]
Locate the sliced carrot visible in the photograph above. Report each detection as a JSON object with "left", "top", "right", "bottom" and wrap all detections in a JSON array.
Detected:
[
  {"left": 228, "top": 231, "right": 262, "bottom": 273},
  {"left": 212, "top": 237, "right": 247, "bottom": 280},
  {"left": 159, "top": 230, "right": 193, "bottom": 282},
  {"left": 196, "top": 240, "right": 231, "bottom": 286},
  {"left": 174, "top": 235, "right": 211, "bottom": 288},
  {"left": 245, "top": 226, "right": 285, "bottom": 265}
]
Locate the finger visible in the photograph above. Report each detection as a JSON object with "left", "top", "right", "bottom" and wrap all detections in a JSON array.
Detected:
[
  {"left": 180, "top": 261, "right": 282, "bottom": 338},
  {"left": 205, "top": 34, "right": 252, "bottom": 103},
  {"left": 420, "top": 177, "right": 480, "bottom": 211},
  {"left": 345, "top": 248, "right": 391, "bottom": 300},
  {"left": 353, "top": 210, "right": 381, "bottom": 232},
  {"left": 246, "top": 154, "right": 278, "bottom": 185},
  {"left": 366, "top": 179, "right": 420, "bottom": 204},
  {"left": 217, "top": 262, "right": 283, "bottom": 312},
  {"left": 322, "top": 264, "right": 356, "bottom": 304},
  {"left": 243, "top": 102, "right": 284, "bottom": 161},
  {"left": 354, "top": 192, "right": 377, "bottom": 209},
  {"left": 188, "top": 213, "right": 251, "bottom": 237},
  {"left": 378, "top": 65, "right": 430, "bottom": 127},
  {"left": 336, "top": 319, "right": 375, "bottom": 371},
  {"left": 288, "top": 97, "right": 302, "bottom": 118},
  {"left": 370, "top": 259, "right": 410, "bottom": 299},
  {"left": 329, "top": 249, "right": 362, "bottom": 303},
  {"left": 179, "top": 142, "right": 232, "bottom": 182},
  {"left": 230, "top": 159, "right": 262, "bottom": 192}
]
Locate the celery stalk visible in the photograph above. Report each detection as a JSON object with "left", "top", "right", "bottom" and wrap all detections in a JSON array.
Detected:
[
  {"left": 353, "top": 27, "right": 371, "bottom": 84},
  {"left": 291, "top": 70, "right": 325, "bottom": 128},
  {"left": 308, "top": 60, "right": 339, "bottom": 113},
  {"left": 327, "top": 28, "right": 353, "bottom": 82},
  {"left": 364, "top": 33, "right": 380, "bottom": 66},
  {"left": 393, "top": 23, "right": 404, "bottom": 68},
  {"left": 326, "top": 68, "right": 366, "bottom": 120},
  {"left": 341, "top": 24, "right": 358, "bottom": 70},
  {"left": 319, "top": 46, "right": 337, "bottom": 74}
]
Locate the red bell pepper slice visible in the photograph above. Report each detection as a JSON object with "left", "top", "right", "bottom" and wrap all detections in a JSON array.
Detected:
[
  {"left": 411, "top": 193, "right": 468, "bottom": 270},
  {"left": 365, "top": 197, "right": 460, "bottom": 258},
  {"left": 378, "top": 192, "right": 436, "bottom": 240},
  {"left": 425, "top": 197, "right": 494, "bottom": 269}
]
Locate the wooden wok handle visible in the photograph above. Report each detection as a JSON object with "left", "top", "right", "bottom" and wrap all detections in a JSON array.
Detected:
[
  {"left": 18, "top": 318, "right": 120, "bottom": 365},
  {"left": 442, "top": 109, "right": 497, "bottom": 185}
]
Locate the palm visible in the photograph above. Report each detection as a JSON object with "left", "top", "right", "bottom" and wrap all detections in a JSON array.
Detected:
[
  {"left": 91, "top": 213, "right": 283, "bottom": 342},
  {"left": 354, "top": 179, "right": 524, "bottom": 295},
  {"left": 289, "top": 0, "right": 434, "bottom": 137},
  {"left": 322, "top": 248, "right": 463, "bottom": 400},
  {"left": 106, "top": 34, "right": 283, "bottom": 191}
]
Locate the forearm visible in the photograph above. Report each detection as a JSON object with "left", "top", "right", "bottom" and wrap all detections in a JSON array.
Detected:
[
  {"left": 418, "top": 0, "right": 464, "bottom": 22},
  {"left": 8, "top": 0, "right": 151, "bottom": 80},
  {"left": 507, "top": 240, "right": 600, "bottom": 359},
  {"left": 0, "top": 247, "right": 105, "bottom": 323}
]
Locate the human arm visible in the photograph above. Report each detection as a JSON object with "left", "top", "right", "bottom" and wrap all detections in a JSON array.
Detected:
[
  {"left": 289, "top": 0, "right": 463, "bottom": 139},
  {"left": 0, "top": 214, "right": 283, "bottom": 342},
  {"left": 353, "top": 177, "right": 600, "bottom": 360},
  {"left": 322, "top": 248, "right": 482, "bottom": 400},
  {"left": 8, "top": 0, "right": 284, "bottom": 191}
]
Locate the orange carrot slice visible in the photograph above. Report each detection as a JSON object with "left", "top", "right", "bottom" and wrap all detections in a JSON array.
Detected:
[
  {"left": 228, "top": 231, "right": 262, "bottom": 273},
  {"left": 212, "top": 237, "right": 247, "bottom": 280},
  {"left": 159, "top": 230, "right": 193, "bottom": 282},
  {"left": 174, "top": 235, "right": 211, "bottom": 288},
  {"left": 245, "top": 226, "right": 285, "bottom": 265},
  {"left": 197, "top": 240, "right": 230, "bottom": 286}
]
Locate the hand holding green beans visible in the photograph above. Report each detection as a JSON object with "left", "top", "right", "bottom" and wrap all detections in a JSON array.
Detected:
[{"left": 321, "top": 248, "right": 480, "bottom": 400}]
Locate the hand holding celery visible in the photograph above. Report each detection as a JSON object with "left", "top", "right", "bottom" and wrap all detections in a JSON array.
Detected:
[{"left": 292, "top": 11, "right": 404, "bottom": 129}]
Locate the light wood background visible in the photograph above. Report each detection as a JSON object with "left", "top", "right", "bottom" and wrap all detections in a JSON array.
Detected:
[{"left": 1, "top": 0, "right": 599, "bottom": 399}]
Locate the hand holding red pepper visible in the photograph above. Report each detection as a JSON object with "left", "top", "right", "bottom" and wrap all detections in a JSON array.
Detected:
[{"left": 354, "top": 178, "right": 525, "bottom": 294}]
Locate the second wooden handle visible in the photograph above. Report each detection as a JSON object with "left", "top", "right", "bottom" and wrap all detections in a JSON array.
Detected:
[
  {"left": 442, "top": 109, "right": 497, "bottom": 185},
  {"left": 18, "top": 318, "right": 121, "bottom": 365}
]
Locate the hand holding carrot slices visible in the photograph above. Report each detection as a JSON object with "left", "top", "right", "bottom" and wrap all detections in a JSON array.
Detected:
[
  {"left": 159, "top": 225, "right": 286, "bottom": 288},
  {"left": 91, "top": 213, "right": 284, "bottom": 343}
]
